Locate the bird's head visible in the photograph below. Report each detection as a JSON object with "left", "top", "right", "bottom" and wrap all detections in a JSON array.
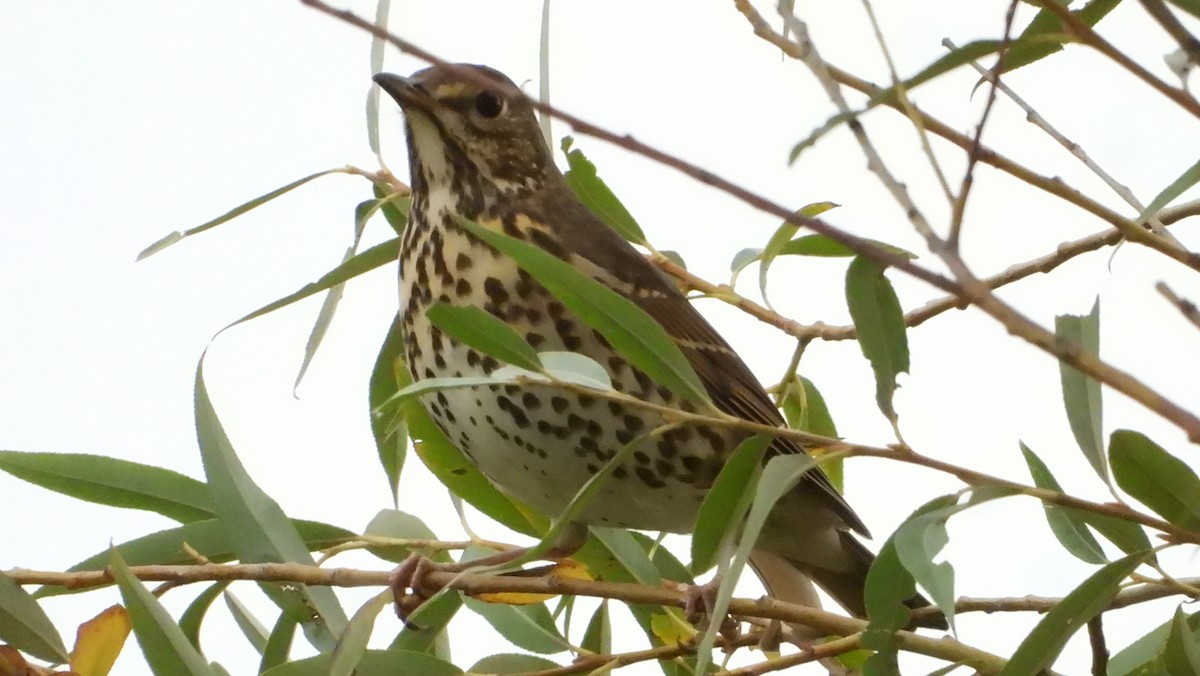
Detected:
[{"left": 374, "top": 64, "right": 554, "bottom": 211}]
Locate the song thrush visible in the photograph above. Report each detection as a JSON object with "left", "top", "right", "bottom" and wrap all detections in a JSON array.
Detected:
[{"left": 374, "top": 64, "right": 943, "bottom": 629}]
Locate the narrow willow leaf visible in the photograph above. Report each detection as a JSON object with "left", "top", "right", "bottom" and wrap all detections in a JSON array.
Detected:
[
  {"left": 195, "top": 358, "right": 347, "bottom": 649},
  {"left": 425, "top": 303, "right": 541, "bottom": 371},
  {"left": 1110, "top": 429, "right": 1200, "bottom": 529},
  {"left": 458, "top": 217, "right": 708, "bottom": 406},
  {"left": 109, "top": 549, "right": 216, "bottom": 676},
  {"left": 1168, "top": 0, "right": 1200, "bottom": 20},
  {"left": 560, "top": 136, "right": 646, "bottom": 244},
  {"left": 1000, "top": 550, "right": 1151, "bottom": 676},
  {"left": 47, "top": 519, "right": 353, "bottom": 598},
  {"left": 862, "top": 538, "right": 917, "bottom": 670},
  {"left": 1137, "top": 157, "right": 1200, "bottom": 225},
  {"left": 729, "top": 247, "right": 763, "bottom": 285},
  {"left": 533, "top": 351, "right": 614, "bottom": 390},
  {"left": 363, "top": 508, "right": 443, "bottom": 564},
  {"left": 1055, "top": 298, "right": 1106, "bottom": 480},
  {"left": 262, "top": 649, "right": 462, "bottom": 676},
  {"left": 0, "top": 573, "right": 68, "bottom": 662},
  {"left": 401, "top": 363, "right": 543, "bottom": 537},
  {"left": 758, "top": 202, "right": 838, "bottom": 309},
  {"left": 462, "top": 597, "right": 569, "bottom": 654},
  {"left": 179, "top": 583, "right": 228, "bottom": 651},
  {"left": 369, "top": 315, "right": 407, "bottom": 506},
  {"left": 537, "top": 0, "right": 552, "bottom": 146},
  {"left": 328, "top": 590, "right": 391, "bottom": 676},
  {"left": 690, "top": 435, "right": 771, "bottom": 575},
  {"left": 590, "top": 528, "right": 662, "bottom": 586},
  {"left": 293, "top": 200, "right": 378, "bottom": 392},
  {"left": 582, "top": 601, "right": 612, "bottom": 655},
  {"left": 373, "top": 184, "right": 411, "bottom": 235},
  {"left": 998, "top": 0, "right": 1122, "bottom": 78},
  {"left": 657, "top": 249, "right": 686, "bottom": 270},
  {"left": 695, "top": 454, "right": 816, "bottom": 674},
  {"left": 137, "top": 169, "right": 341, "bottom": 260},
  {"left": 846, "top": 256, "right": 909, "bottom": 422},
  {"left": 894, "top": 488, "right": 1016, "bottom": 629},
  {"left": 1076, "top": 510, "right": 1154, "bottom": 559},
  {"left": 259, "top": 612, "right": 297, "bottom": 674},
  {"left": 780, "top": 376, "right": 842, "bottom": 491},
  {"left": 383, "top": 375, "right": 518, "bottom": 412},
  {"left": 387, "top": 592, "right": 463, "bottom": 655},
  {"left": 1160, "top": 606, "right": 1200, "bottom": 674},
  {"left": 223, "top": 592, "right": 269, "bottom": 654},
  {"left": 1019, "top": 442, "right": 1107, "bottom": 564},
  {"left": 1107, "top": 611, "right": 1186, "bottom": 675},
  {"left": 0, "top": 450, "right": 212, "bottom": 523},
  {"left": 230, "top": 239, "right": 400, "bottom": 328},
  {"left": 365, "top": 0, "right": 391, "bottom": 155},
  {"left": 472, "top": 654, "right": 561, "bottom": 673}
]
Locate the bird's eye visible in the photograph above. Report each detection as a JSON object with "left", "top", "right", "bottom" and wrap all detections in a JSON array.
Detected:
[{"left": 474, "top": 91, "right": 504, "bottom": 118}]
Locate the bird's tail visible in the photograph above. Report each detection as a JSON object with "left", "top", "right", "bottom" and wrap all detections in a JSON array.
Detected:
[{"left": 750, "top": 533, "right": 947, "bottom": 631}]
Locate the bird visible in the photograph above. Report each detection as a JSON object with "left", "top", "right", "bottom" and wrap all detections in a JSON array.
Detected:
[{"left": 373, "top": 63, "right": 944, "bottom": 630}]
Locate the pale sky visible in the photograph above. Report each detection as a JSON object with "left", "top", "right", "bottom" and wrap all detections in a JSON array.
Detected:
[{"left": 3, "top": 1, "right": 1199, "bottom": 674}]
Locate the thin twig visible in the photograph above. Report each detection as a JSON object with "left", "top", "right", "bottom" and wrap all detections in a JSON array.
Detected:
[
  {"left": 944, "top": 37, "right": 1181, "bottom": 244},
  {"left": 1088, "top": 615, "right": 1109, "bottom": 676},
  {"left": 1156, "top": 281, "right": 1200, "bottom": 331}
]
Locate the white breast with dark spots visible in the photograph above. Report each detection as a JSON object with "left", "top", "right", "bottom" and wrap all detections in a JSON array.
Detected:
[{"left": 400, "top": 217, "right": 730, "bottom": 532}]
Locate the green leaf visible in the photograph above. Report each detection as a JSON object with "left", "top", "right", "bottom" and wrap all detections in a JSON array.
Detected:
[
  {"left": 179, "top": 582, "right": 228, "bottom": 652},
  {"left": 223, "top": 591, "right": 269, "bottom": 654},
  {"left": 329, "top": 590, "right": 392, "bottom": 676},
  {"left": 1055, "top": 298, "right": 1106, "bottom": 480},
  {"left": 590, "top": 528, "right": 662, "bottom": 586},
  {"left": 581, "top": 601, "right": 612, "bottom": 655},
  {"left": 1000, "top": 550, "right": 1151, "bottom": 676},
  {"left": 137, "top": 169, "right": 342, "bottom": 260},
  {"left": 260, "top": 612, "right": 297, "bottom": 674},
  {"left": 43, "top": 519, "right": 353, "bottom": 598},
  {"left": 758, "top": 205, "right": 839, "bottom": 308},
  {"left": 0, "top": 450, "right": 213, "bottom": 523},
  {"left": 388, "top": 591, "right": 463, "bottom": 656},
  {"left": 229, "top": 238, "right": 400, "bottom": 328},
  {"left": 0, "top": 572, "right": 68, "bottom": 663},
  {"left": 1018, "top": 442, "right": 1107, "bottom": 564},
  {"left": 471, "top": 654, "right": 561, "bottom": 673},
  {"left": 425, "top": 303, "right": 542, "bottom": 371},
  {"left": 530, "top": 351, "right": 614, "bottom": 390},
  {"left": 893, "top": 488, "right": 1016, "bottom": 630},
  {"left": 560, "top": 136, "right": 646, "bottom": 244},
  {"left": 690, "top": 435, "right": 771, "bottom": 574},
  {"left": 366, "top": 0, "right": 391, "bottom": 155},
  {"left": 1160, "top": 606, "right": 1200, "bottom": 674},
  {"left": 1076, "top": 510, "right": 1154, "bottom": 559},
  {"left": 400, "top": 364, "right": 543, "bottom": 537},
  {"left": 363, "top": 508, "right": 444, "bottom": 564},
  {"left": 457, "top": 216, "right": 709, "bottom": 407},
  {"left": 695, "top": 453, "right": 817, "bottom": 674},
  {"left": 999, "top": 0, "right": 1122, "bottom": 78},
  {"left": 370, "top": 315, "right": 408, "bottom": 506},
  {"left": 1138, "top": 157, "right": 1200, "bottom": 225},
  {"left": 109, "top": 548, "right": 217, "bottom": 676},
  {"left": 780, "top": 376, "right": 841, "bottom": 490},
  {"left": 862, "top": 538, "right": 917, "bottom": 672},
  {"left": 195, "top": 358, "right": 347, "bottom": 650},
  {"left": 263, "top": 649, "right": 462, "bottom": 676},
  {"left": 845, "top": 256, "right": 909, "bottom": 422},
  {"left": 1168, "top": 0, "right": 1200, "bottom": 19},
  {"left": 293, "top": 199, "right": 378, "bottom": 392},
  {"left": 462, "top": 597, "right": 569, "bottom": 654},
  {"left": 373, "top": 184, "right": 411, "bottom": 235},
  {"left": 1110, "top": 429, "right": 1200, "bottom": 529}
]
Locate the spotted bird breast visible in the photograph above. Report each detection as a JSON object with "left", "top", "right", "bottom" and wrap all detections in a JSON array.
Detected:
[{"left": 399, "top": 209, "right": 727, "bottom": 533}]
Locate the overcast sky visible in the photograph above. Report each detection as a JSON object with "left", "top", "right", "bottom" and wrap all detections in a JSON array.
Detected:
[{"left": 3, "top": 1, "right": 1199, "bottom": 673}]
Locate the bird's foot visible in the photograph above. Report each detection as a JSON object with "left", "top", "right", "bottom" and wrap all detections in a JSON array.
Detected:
[{"left": 681, "top": 578, "right": 740, "bottom": 643}]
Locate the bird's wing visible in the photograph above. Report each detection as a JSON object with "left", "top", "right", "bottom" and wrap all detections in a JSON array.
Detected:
[{"left": 543, "top": 199, "right": 869, "bottom": 536}]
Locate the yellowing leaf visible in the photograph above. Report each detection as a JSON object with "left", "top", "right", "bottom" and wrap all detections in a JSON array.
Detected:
[
  {"left": 649, "top": 609, "right": 697, "bottom": 645},
  {"left": 70, "top": 605, "right": 131, "bottom": 676},
  {"left": 474, "top": 560, "right": 592, "bottom": 605}
]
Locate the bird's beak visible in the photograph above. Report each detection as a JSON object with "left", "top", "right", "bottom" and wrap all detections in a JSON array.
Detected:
[{"left": 373, "top": 72, "right": 437, "bottom": 114}]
